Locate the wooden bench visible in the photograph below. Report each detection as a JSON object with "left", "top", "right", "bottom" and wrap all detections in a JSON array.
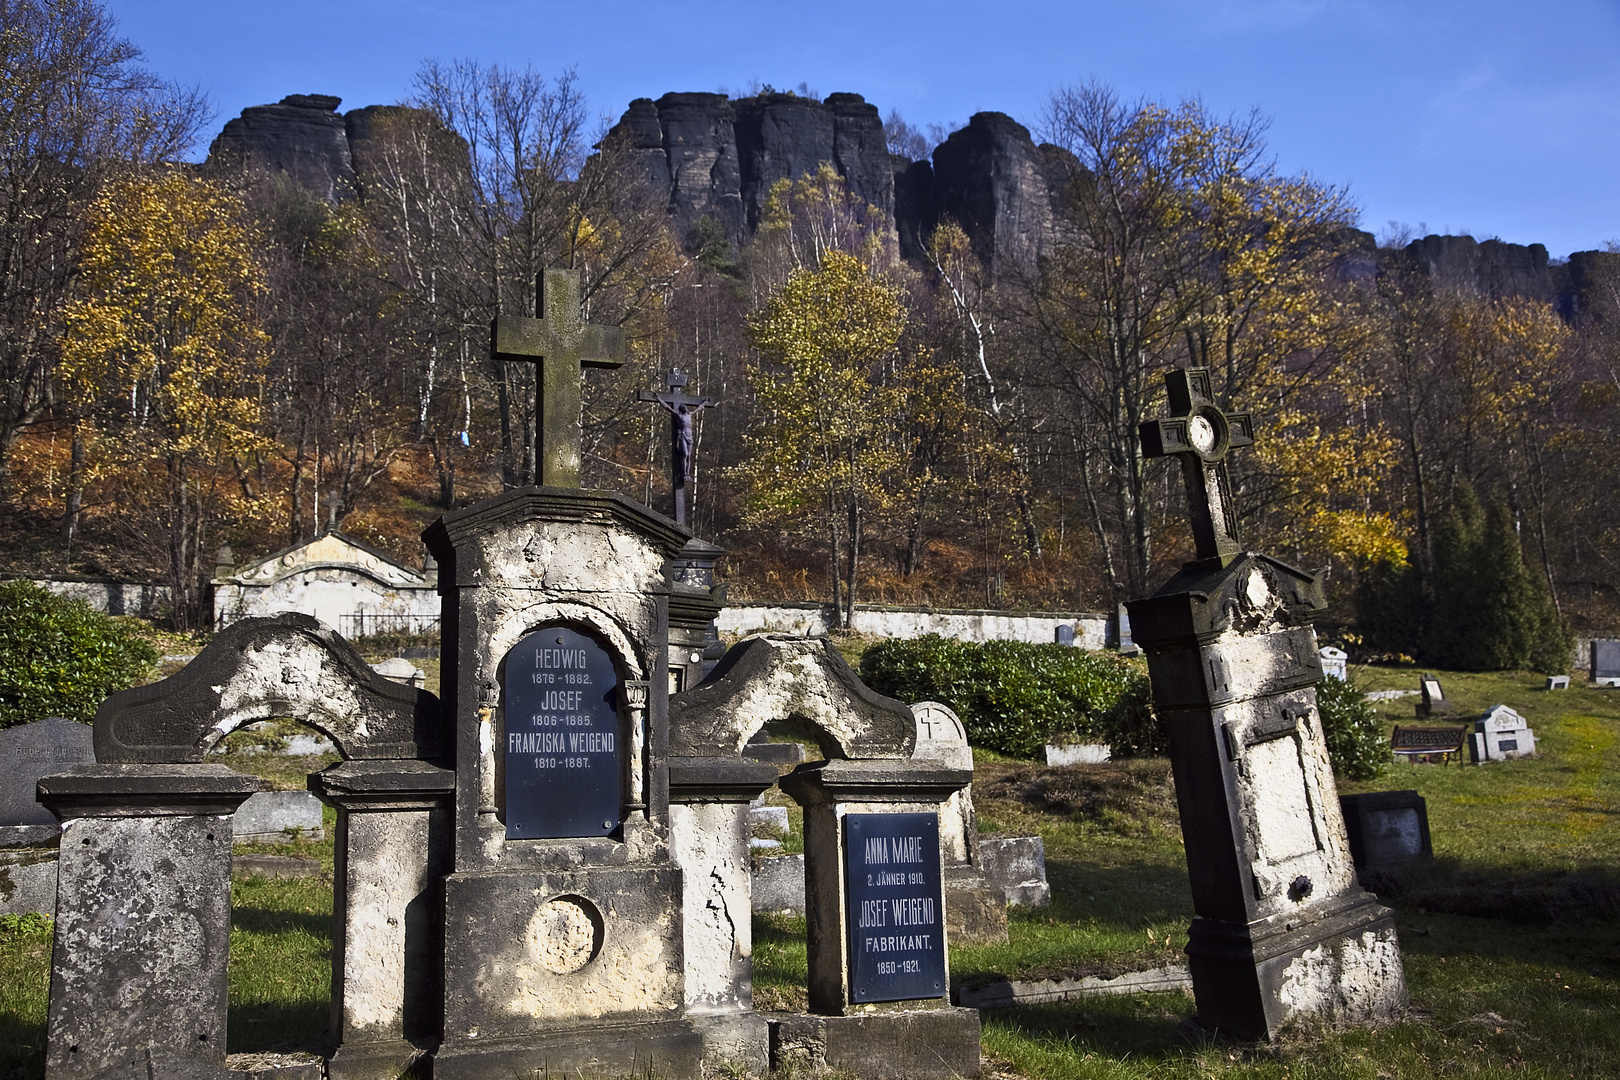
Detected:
[{"left": 1390, "top": 724, "right": 1468, "bottom": 765}]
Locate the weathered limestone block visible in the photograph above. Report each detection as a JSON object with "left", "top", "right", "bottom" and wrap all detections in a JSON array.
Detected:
[
  {"left": 312, "top": 760, "right": 454, "bottom": 1080},
  {"left": 668, "top": 756, "right": 776, "bottom": 1072},
  {"left": 769, "top": 1009, "right": 982, "bottom": 1080},
  {"left": 37, "top": 764, "right": 264, "bottom": 1080}
]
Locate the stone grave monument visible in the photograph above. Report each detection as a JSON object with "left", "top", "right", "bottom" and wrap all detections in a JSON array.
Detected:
[
  {"left": 1319, "top": 646, "right": 1349, "bottom": 681},
  {"left": 1469, "top": 704, "right": 1537, "bottom": 762},
  {"left": 1339, "top": 791, "right": 1433, "bottom": 871},
  {"left": 0, "top": 716, "right": 93, "bottom": 916},
  {"left": 1416, "top": 674, "right": 1453, "bottom": 717},
  {"left": 1126, "top": 367, "right": 1407, "bottom": 1039},
  {"left": 1591, "top": 639, "right": 1620, "bottom": 686},
  {"left": 911, "top": 701, "right": 1007, "bottom": 945},
  {"left": 668, "top": 634, "right": 982, "bottom": 1077}
]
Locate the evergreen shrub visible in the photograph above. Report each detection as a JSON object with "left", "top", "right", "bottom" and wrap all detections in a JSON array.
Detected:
[
  {"left": 1314, "top": 674, "right": 1387, "bottom": 781},
  {"left": 858, "top": 635, "right": 1161, "bottom": 759},
  {"left": 0, "top": 579, "right": 158, "bottom": 728}
]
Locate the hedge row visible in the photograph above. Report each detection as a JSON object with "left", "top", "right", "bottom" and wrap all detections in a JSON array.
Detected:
[
  {"left": 858, "top": 635, "right": 1163, "bottom": 760},
  {"left": 0, "top": 579, "right": 158, "bottom": 728}
]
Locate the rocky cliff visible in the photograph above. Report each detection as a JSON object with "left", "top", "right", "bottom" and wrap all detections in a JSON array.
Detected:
[
  {"left": 605, "top": 90, "right": 894, "bottom": 251},
  {"left": 207, "top": 90, "right": 1610, "bottom": 310}
]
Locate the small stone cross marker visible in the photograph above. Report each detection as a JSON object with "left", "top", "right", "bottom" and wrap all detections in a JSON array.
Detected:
[
  {"left": 638, "top": 368, "right": 715, "bottom": 525},
  {"left": 491, "top": 268, "right": 625, "bottom": 488},
  {"left": 1139, "top": 367, "right": 1255, "bottom": 567}
]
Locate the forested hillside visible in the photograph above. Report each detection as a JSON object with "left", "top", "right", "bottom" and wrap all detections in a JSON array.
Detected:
[{"left": 4, "top": 0, "right": 1618, "bottom": 662}]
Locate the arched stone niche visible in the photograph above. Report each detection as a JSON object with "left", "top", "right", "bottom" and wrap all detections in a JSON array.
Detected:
[{"left": 37, "top": 612, "right": 452, "bottom": 1080}]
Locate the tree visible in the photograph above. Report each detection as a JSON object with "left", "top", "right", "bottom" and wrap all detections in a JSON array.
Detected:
[
  {"left": 0, "top": 0, "right": 208, "bottom": 501},
  {"left": 59, "top": 170, "right": 269, "bottom": 629},
  {"left": 1006, "top": 82, "right": 1369, "bottom": 598},
  {"left": 742, "top": 250, "right": 907, "bottom": 627}
]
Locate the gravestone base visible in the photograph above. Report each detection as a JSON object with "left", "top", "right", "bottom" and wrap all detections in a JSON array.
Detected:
[
  {"left": 686, "top": 1011, "right": 770, "bottom": 1074},
  {"left": 432, "top": 1018, "right": 703, "bottom": 1080},
  {"left": 0, "top": 827, "right": 59, "bottom": 916},
  {"left": 325, "top": 1039, "right": 428, "bottom": 1080},
  {"left": 768, "top": 1007, "right": 982, "bottom": 1079},
  {"left": 1186, "top": 891, "right": 1405, "bottom": 1040},
  {"left": 945, "top": 872, "right": 1009, "bottom": 945}
]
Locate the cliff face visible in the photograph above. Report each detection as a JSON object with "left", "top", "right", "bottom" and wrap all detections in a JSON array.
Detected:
[
  {"left": 207, "top": 89, "right": 1607, "bottom": 312},
  {"left": 206, "top": 94, "right": 358, "bottom": 202},
  {"left": 605, "top": 90, "right": 892, "bottom": 250}
]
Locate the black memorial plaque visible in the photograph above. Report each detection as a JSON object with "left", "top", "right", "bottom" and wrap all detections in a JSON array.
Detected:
[
  {"left": 503, "top": 625, "right": 621, "bottom": 839},
  {"left": 844, "top": 812, "right": 947, "bottom": 1003}
]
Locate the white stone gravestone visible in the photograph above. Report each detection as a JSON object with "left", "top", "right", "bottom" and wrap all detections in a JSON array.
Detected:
[
  {"left": 1319, "top": 645, "right": 1348, "bottom": 681},
  {"left": 1469, "top": 704, "right": 1537, "bottom": 762}
]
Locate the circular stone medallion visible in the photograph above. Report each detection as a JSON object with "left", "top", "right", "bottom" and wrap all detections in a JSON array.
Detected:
[
  {"left": 1187, "top": 413, "right": 1219, "bottom": 453},
  {"left": 526, "top": 895, "right": 603, "bottom": 974}
]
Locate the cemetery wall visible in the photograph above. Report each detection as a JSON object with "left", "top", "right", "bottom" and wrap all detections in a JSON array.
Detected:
[
  {"left": 2, "top": 574, "right": 170, "bottom": 617},
  {"left": 716, "top": 601, "right": 1109, "bottom": 647}
]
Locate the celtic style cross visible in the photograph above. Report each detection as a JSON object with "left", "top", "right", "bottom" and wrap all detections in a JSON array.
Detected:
[
  {"left": 638, "top": 368, "right": 715, "bottom": 525},
  {"left": 491, "top": 268, "right": 625, "bottom": 488},
  {"left": 1139, "top": 367, "right": 1255, "bottom": 567}
]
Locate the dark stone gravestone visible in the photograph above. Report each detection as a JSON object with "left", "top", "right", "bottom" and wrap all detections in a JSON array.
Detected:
[
  {"left": 845, "top": 812, "right": 947, "bottom": 1003},
  {"left": 1126, "top": 367, "right": 1405, "bottom": 1039},
  {"left": 1054, "top": 625, "right": 1076, "bottom": 647},
  {"left": 1339, "top": 791, "right": 1433, "bottom": 870},
  {"left": 1417, "top": 674, "right": 1452, "bottom": 717},
  {"left": 1592, "top": 639, "right": 1620, "bottom": 687},
  {"left": 502, "top": 625, "right": 622, "bottom": 839},
  {"left": 1, "top": 716, "right": 94, "bottom": 917},
  {"left": 0, "top": 716, "right": 92, "bottom": 829}
]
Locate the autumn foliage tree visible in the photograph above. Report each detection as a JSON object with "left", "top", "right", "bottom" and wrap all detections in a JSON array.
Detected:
[
  {"left": 59, "top": 170, "right": 269, "bottom": 628},
  {"left": 742, "top": 251, "right": 908, "bottom": 627}
]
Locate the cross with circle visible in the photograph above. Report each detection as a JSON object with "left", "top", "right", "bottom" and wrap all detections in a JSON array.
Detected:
[{"left": 1138, "top": 367, "right": 1255, "bottom": 567}]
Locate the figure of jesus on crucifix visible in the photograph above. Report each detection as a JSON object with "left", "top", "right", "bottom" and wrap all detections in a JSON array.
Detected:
[{"left": 638, "top": 369, "right": 714, "bottom": 526}]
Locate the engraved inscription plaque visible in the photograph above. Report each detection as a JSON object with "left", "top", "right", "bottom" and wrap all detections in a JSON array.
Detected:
[
  {"left": 844, "top": 812, "right": 947, "bottom": 1003},
  {"left": 503, "top": 625, "right": 621, "bottom": 839}
]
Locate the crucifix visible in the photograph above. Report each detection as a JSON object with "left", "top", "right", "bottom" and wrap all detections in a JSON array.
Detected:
[
  {"left": 490, "top": 267, "right": 625, "bottom": 488},
  {"left": 1138, "top": 367, "right": 1255, "bottom": 568},
  {"left": 638, "top": 368, "right": 715, "bottom": 525}
]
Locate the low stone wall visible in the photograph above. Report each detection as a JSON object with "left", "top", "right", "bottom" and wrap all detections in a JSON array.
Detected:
[
  {"left": 4, "top": 575, "right": 170, "bottom": 617},
  {"left": 717, "top": 601, "right": 1110, "bottom": 647}
]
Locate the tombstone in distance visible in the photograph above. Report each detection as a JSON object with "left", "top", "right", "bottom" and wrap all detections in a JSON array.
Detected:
[
  {"left": 1055, "top": 624, "right": 1076, "bottom": 647},
  {"left": 1546, "top": 675, "right": 1571, "bottom": 690},
  {"left": 1319, "top": 646, "right": 1349, "bottom": 681},
  {"left": 1469, "top": 704, "right": 1537, "bottom": 763},
  {"left": 1339, "top": 791, "right": 1433, "bottom": 870},
  {"left": 1417, "top": 674, "right": 1452, "bottom": 717},
  {"left": 1, "top": 716, "right": 93, "bottom": 830},
  {"left": 1, "top": 716, "right": 95, "bottom": 917},
  {"left": 1592, "top": 639, "right": 1620, "bottom": 687}
]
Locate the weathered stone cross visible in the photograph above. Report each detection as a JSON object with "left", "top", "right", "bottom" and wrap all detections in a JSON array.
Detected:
[
  {"left": 491, "top": 267, "right": 625, "bottom": 488},
  {"left": 637, "top": 368, "right": 714, "bottom": 525},
  {"left": 1139, "top": 367, "right": 1255, "bottom": 567}
]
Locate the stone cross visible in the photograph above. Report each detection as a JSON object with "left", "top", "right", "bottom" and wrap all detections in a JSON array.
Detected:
[
  {"left": 638, "top": 368, "right": 715, "bottom": 525},
  {"left": 1139, "top": 367, "right": 1255, "bottom": 567},
  {"left": 491, "top": 267, "right": 625, "bottom": 488}
]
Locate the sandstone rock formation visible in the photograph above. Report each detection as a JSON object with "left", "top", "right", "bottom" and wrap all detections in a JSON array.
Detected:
[{"left": 207, "top": 94, "right": 358, "bottom": 202}]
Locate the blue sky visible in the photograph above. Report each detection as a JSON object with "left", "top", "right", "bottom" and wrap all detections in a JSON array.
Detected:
[{"left": 106, "top": 0, "right": 1620, "bottom": 258}]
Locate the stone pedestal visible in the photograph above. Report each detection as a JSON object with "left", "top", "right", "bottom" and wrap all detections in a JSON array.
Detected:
[
  {"left": 667, "top": 537, "right": 728, "bottom": 693},
  {"left": 424, "top": 487, "right": 704, "bottom": 1080},
  {"left": 310, "top": 759, "right": 455, "bottom": 1080},
  {"left": 668, "top": 756, "right": 779, "bottom": 1072},
  {"left": 36, "top": 764, "right": 265, "bottom": 1080},
  {"left": 777, "top": 759, "right": 980, "bottom": 1079},
  {"left": 1128, "top": 553, "right": 1407, "bottom": 1039}
]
